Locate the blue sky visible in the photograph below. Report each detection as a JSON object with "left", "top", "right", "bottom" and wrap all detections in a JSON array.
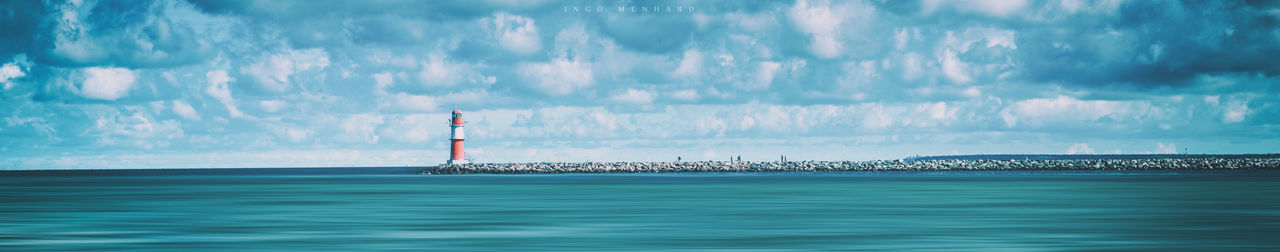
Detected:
[{"left": 2, "top": 0, "right": 1279, "bottom": 169}]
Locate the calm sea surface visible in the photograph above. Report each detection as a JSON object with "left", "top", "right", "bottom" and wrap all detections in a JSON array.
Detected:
[{"left": 2, "top": 168, "right": 1279, "bottom": 250}]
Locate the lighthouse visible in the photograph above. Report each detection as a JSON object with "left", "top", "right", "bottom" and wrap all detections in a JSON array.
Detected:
[{"left": 448, "top": 109, "right": 468, "bottom": 164}]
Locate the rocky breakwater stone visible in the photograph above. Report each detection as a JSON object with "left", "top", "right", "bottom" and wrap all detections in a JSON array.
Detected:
[{"left": 426, "top": 158, "right": 1280, "bottom": 174}]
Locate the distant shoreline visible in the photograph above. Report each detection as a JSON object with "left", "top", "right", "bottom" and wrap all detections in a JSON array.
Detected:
[
  {"left": 430, "top": 157, "right": 1280, "bottom": 174},
  {"left": 904, "top": 154, "right": 1280, "bottom": 161},
  {"left": 3, "top": 154, "right": 1278, "bottom": 174}
]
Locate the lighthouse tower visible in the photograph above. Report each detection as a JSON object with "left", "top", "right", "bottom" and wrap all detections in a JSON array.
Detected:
[{"left": 448, "top": 109, "right": 468, "bottom": 164}]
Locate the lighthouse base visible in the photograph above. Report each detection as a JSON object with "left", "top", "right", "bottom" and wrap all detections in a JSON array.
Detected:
[{"left": 447, "top": 159, "right": 469, "bottom": 165}]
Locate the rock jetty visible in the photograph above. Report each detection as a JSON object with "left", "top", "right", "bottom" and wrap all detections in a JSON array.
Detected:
[{"left": 429, "top": 158, "right": 1280, "bottom": 174}]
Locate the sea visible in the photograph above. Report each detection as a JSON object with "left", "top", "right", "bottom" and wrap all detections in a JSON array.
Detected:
[{"left": 2, "top": 167, "right": 1278, "bottom": 251}]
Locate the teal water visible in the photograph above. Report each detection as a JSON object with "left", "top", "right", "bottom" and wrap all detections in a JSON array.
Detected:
[{"left": 2, "top": 169, "right": 1279, "bottom": 250}]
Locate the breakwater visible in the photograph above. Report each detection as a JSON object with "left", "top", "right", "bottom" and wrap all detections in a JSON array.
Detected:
[{"left": 429, "top": 158, "right": 1280, "bottom": 174}]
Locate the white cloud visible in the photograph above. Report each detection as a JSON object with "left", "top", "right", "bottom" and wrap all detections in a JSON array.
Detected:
[
  {"left": 694, "top": 115, "right": 728, "bottom": 136},
  {"left": 339, "top": 114, "right": 384, "bottom": 144},
  {"left": 415, "top": 53, "right": 464, "bottom": 87},
  {"left": 259, "top": 100, "right": 286, "bottom": 113},
  {"left": 962, "top": 86, "right": 982, "bottom": 98},
  {"left": 901, "top": 52, "right": 925, "bottom": 81},
  {"left": 368, "top": 50, "right": 419, "bottom": 69},
  {"left": 738, "top": 61, "right": 781, "bottom": 91},
  {"left": 442, "top": 100, "right": 1159, "bottom": 146},
  {"left": 241, "top": 54, "right": 294, "bottom": 93},
  {"left": 922, "top": 102, "right": 949, "bottom": 121},
  {"left": 272, "top": 126, "right": 312, "bottom": 143},
  {"left": 489, "top": 12, "right": 542, "bottom": 55},
  {"left": 810, "top": 34, "right": 842, "bottom": 59},
  {"left": 1065, "top": 143, "right": 1095, "bottom": 154},
  {"left": 0, "top": 61, "right": 25, "bottom": 90},
  {"left": 935, "top": 27, "right": 1018, "bottom": 86},
  {"left": 377, "top": 114, "right": 435, "bottom": 144},
  {"left": 718, "top": 53, "right": 734, "bottom": 67},
  {"left": 1154, "top": 142, "right": 1177, "bottom": 154},
  {"left": 1051, "top": 0, "right": 1124, "bottom": 16},
  {"left": 961, "top": 27, "right": 1017, "bottom": 51},
  {"left": 553, "top": 25, "right": 590, "bottom": 59},
  {"left": 839, "top": 60, "right": 879, "bottom": 88},
  {"left": 290, "top": 48, "right": 331, "bottom": 71},
  {"left": 923, "top": 0, "right": 1028, "bottom": 18},
  {"left": 372, "top": 66, "right": 474, "bottom": 112},
  {"left": 519, "top": 58, "right": 593, "bottom": 95},
  {"left": 48, "top": 1, "right": 101, "bottom": 64},
  {"left": 436, "top": 89, "right": 500, "bottom": 106},
  {"left": 940, "top": 48, "right": 973, "bottom": 84},
  {"left": 898, "top": 102, "right": 956, "bottom": 128},
  {"left": 373, "top": 71, "right": 394, "bottom": 90},
  {"left": 610, "top": 89, "right": 656, "bottom": 105},
  {"left": 788, "top": 0, "right": 839, "bottom": 32},
  {"left": 669, "top": 89, "right": 700, "bottom": 101},
  {"left": 373, "top": 69, "right": 438, "bottom": 113},
  {"left": 207, "top": 69, "right": 231, "bottom": 87},
  {"left": 672, "top": 49, "right": 703, "bottom": 78},
  {"left": 1144, "top": 43, "right": 1164, "bottom": 63},
  {"left": 5, "top": 114, "right": 57, "bottom": 142},
  {"left": 77, "top": 67, "right": 136, "bottom": 100},
  {"left": 894, "top": 28, "right": 911, "bottom": 50},
  {"left": 205, "top": 70, "right": 245, "bottom": 118},
  {"left": 745, "top": 105, "right": 796, "bottom": 132},
  {"left": 148, "top": 101, "right": 165, "bottom": 114},
  {"left": 92, "top": 112, "right": 163, "bottom": 140},
  {"left": 240, "top": 48, "right": 330, "bottom": 93},
  {"left": 171, "top": 100, "right": 200, "bottom": 121},
  {"left": 862, "top": 104, "right": 893, "bottom": 130},
  {"left": 725, "top": 11, "right": 779, "bottom": 32},
  {"left": 283, "top": 128, "right": 311, "bottom": 142},
  {"left": 1203, "top": 95, "right": 1220, "bottom": 106},
  {"left": 738, "top": 114, "right": 756, "bottom": 130},
  {"left": 87, "top": 109, "right": 184, "bottom": 149},
  {"left": 40, "top": 0, "right": 209, "bottom": 68},
  {"left": 389, "top": 92, "right": 437, "bottom": 112},
  {"left": 1058, "top": 0, "right": 1084, "bottom": 14},
  {"left": 504, "top": 106, "right": 632, "bottom": 139},
  {"left": 1000, "top": 96, "right": 1144, "bottom": 127},
  {"left": 1223, "top": 100, "right": 1248, "bottom": 123},
  {"left": 788, "top": 0, "right": 842, "bottom": 58}
]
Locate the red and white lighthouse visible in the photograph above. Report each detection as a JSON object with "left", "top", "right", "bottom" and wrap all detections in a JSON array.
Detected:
[{"left": 448, "top": 109, "right": 468, "bottom": 164}]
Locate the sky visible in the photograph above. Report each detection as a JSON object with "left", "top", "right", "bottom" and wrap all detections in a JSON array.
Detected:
[{"left": 1, "top": 0, "right": 1279, "bottom": 169}]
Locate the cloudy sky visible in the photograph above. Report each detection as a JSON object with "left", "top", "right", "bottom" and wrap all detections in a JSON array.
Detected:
[{"left": 1, "top": 0, "right": 1278, "bottom": 169}]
